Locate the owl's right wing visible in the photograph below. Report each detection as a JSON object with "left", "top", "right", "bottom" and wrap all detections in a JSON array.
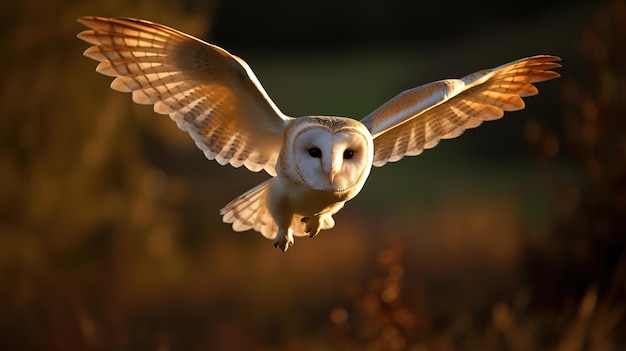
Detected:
[
  {"left": 77, "top": 16, "right": 292, "bottom": 176},
  {"left": 360, "top": 55, "right": 561, "bottom": 167}
]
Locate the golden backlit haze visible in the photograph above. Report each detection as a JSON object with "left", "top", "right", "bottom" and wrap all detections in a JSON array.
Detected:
[{"left": 1, "top": 0, "right": 624, "bottom": 350}]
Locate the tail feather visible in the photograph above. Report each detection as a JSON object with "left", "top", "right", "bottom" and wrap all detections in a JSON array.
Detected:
[
  {"left": 220, "top": 180, "right": 278, "bottom": 239},
  {"left": 220, "top": 180, "right": 310, "bottom": 239}
]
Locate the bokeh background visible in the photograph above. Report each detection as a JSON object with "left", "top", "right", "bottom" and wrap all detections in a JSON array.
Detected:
[{"left": 1, "top": 0, "right": 625, "bottom": 350}]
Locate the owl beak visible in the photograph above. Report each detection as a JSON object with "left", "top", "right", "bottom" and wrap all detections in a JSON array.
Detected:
[
  {"left": 329, "top": 161, "right": 342, "bottom": 186},
  {"left": 326, "top": 151, "right": 342, "bottom": 186},
  {"left": 329, "top": 169, "right": 337, "bottom": 184},
  {"left": 325, "top": 152, "right": 343, "bottom": 186}
]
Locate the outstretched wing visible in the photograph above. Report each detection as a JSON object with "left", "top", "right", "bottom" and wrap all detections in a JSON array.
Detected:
[
  {"left": 77, "top": 16, "right": 292, "bottom": 176},
  {"left": 360, "top": 55, "right": 561, "bottom": 167}
]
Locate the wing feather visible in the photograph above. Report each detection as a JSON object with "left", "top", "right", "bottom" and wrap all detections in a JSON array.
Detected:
[
  {"left": 361, "top": 55, "right": 561, "bottom": 167},
  {"left": 77, "top": 16, "right": 292, "bottom": 176}
]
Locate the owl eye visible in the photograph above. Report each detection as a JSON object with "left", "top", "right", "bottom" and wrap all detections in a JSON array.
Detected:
[
  {"left": 308, "top": 147, "right": 322, "bottom": 158},
  {"left": 343, "top": 149, "right": 354, "bottom": 159}
]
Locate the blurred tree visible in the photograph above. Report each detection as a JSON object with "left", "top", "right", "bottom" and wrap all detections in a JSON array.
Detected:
[
  {"left": 0, "top": 0, "right": 213, "bottom": 350},
  {"left": 525, "top": 0, "right": 626, "bottom": 304},
  {"left": 521, "top": 0, "right": 626, "bottom": 348},
  {"left": 212, "top": 0, "right": 589, "bottom": 49}
]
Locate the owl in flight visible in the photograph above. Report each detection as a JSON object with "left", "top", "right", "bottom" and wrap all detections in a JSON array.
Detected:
[{"left": 77, "top": 16, "right": 560, "bottom": 251}]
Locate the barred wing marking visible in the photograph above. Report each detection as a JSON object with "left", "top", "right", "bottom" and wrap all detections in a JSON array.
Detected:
[
  {"left": 361, "top": 55, "right": 561, "bottom": 167},
  {"left": 77, "top": 16, "right": 292, "bottom": 175}
]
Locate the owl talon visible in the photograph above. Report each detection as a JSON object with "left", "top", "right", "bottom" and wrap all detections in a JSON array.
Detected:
[
  {"left": 301, "top": 217, "right": 321, "bottom": 238},
  {"left": 307, "top": 225, "right": 321, "bottom": 238},
  {"left": 274, "top": 232, "right": 294, "bottom": 252}
]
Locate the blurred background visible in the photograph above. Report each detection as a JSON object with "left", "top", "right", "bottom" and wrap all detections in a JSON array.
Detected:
[{"left": 1, "top": 0, "right": 625, "bottom": 350}]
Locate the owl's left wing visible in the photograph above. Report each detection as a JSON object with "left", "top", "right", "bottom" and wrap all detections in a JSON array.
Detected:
[
  {"left": 77, "top": 16, "right": 292, "bottom": 176},
  {"left": 360, "top": 55, "right": 561, "bottom": 167}
]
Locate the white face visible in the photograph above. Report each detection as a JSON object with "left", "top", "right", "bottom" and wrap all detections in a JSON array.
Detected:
[{"left": 293, "top": 126, "right": 371, "bottom": 192}]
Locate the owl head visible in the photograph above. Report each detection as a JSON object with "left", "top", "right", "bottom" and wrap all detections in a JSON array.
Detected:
[{"left": 279, "top": 116, "right": 374, "bottom": 193}]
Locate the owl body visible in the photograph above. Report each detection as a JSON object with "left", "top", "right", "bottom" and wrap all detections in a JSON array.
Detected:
[
  {"left": 266, "top": 175, "right": 347, "bottom": 249},
  {"left": 77, "top": 16, "right": 561, "bottom": 251},
  {"left": 264, "top": 115, "right": 374, "bottom": 248}
]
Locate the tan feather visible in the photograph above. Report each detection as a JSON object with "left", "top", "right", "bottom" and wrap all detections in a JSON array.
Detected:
[
  {"left": 77, "top": 16, "right": 292, "bottom": 176},
  {"left": 361, "top": 55, "right": 561, "bottom": 167}
]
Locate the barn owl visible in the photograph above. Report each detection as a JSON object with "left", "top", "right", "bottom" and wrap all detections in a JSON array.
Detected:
[{"left": 77, "top": 16, "right": 561, "bottom": 251}]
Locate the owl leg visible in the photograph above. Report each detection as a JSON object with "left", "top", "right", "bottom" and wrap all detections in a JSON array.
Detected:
[
  {"left": 273, "top": 227, "right": 294, "bottom": 252},
  {"left": 301, "top": 214, "right": 335, "bottom": 238},
  {"left": 301, "top": 217, "right": 320, "bottom": 237}
]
